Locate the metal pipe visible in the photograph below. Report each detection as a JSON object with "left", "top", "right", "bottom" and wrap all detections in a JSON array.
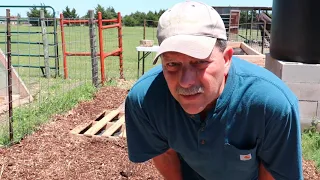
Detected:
[
  {"left": 59, "top": 13, "right": 68, "bottom": 79},
  {"left": 98, "top": 12, "right": 105, "bottom": 84}
]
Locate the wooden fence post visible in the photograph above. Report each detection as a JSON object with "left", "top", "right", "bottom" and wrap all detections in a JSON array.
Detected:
[
  {"left": 40, "top": 10, "right": 50, "bottom": 78},
  {"left": 89, "top": 10, "right": 99, "bottom": 87}
]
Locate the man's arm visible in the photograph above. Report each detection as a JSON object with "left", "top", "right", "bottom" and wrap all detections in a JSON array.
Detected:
[
  {"left": 258, "top": 98, "right": 303, "bottom": 180},
  {"left": 258, "top": 163, "right": 274, "bottom": 180},
  {"left": 152, "top": 148, "right": 183, "bottom": 180}
]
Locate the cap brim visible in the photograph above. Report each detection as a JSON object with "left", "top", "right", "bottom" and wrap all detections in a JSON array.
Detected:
[{"left": 153, "top": 35, "right": 217, "bottom": 65}]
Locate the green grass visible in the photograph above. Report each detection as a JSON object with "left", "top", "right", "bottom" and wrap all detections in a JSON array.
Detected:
[
  {"left": 0, "top": 82, "right": 97, "bottom": 145},
  {"left": 0, "top": 24, "right": 319, "bottom": 173},
  {"left": 302, "top": 122, "right": 320, "bottom": 169}
]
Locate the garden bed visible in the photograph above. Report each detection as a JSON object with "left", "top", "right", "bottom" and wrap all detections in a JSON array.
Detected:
[{"left": 228, "top": 41, "right": 266, "bottom": 67}]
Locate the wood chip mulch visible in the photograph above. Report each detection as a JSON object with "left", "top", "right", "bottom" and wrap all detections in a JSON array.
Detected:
[
  {"left": 0, "top": 83, "right": 319, "bottom": 179},
  {"left": 0, "top": 86, "right": 161, "bottom": 180}
]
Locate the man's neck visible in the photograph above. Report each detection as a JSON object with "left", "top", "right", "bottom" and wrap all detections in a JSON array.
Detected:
[
  {"left": 199, "top": 74, "right": 228, "bottom": 121},
  {"left": 199, "top": 100, "right": 216, "bottom": 121}
]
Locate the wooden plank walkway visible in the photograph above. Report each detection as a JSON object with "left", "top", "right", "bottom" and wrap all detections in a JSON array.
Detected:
[{"left": 70, "top": 102, "right": 126, "bottom": 138}]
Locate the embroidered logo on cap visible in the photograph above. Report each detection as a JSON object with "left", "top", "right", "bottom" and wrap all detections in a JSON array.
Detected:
[{"left": 240, "top": 154, "right": 252, "bottom": 161}]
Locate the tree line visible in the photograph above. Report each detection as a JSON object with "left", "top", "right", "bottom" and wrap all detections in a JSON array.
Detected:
[
  {"left": 25, "top": 4, "right": 165, "bottom": 27},
  {"left": 25, "top": 4, "right": 270, "bottom": 27}
]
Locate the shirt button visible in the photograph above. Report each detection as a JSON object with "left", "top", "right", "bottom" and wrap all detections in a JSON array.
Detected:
[
  {"left": 200, "top": 140, "right": 205, "bottom": 145},
  {"left": 200, "top": 127, "right": 205, "bottom": 132}
]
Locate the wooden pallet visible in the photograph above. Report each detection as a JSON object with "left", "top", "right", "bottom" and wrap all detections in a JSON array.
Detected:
[{"left": 70, "top": 102, "right": 126, "bottom": 138}]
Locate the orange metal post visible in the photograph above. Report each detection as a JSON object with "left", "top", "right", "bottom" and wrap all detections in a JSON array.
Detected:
[
  {"left": 66, "top": 52, "right": 100, "bottom": 56},
  {"left": 104, "top": 48, "right": 121, "bottom": 58},
  {"left": 63, "top": 19, "right": 89, "bottom": 24},
  {"left": 101, "top": 23, "right": 120, "bottom": 30},
  {"left": 98, "top": 12, "right": 105, "bottom": 84},
  {"left": 99, "top": 19, "right": 118, "bottom": 23},
  {"left": 59, "top": 11, "right": 123, "bottom": 83},
  {"left": 117, "top": 12, "right": 124, "bottom": 79},
  {"left": 59, "top": 14, "right": 68, "bottom": 79}
]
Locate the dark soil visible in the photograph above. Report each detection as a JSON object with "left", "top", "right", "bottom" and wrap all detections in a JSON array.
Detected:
[
  {"left": 233, "top": 47, "right": 247, "bottom": 55},
  {"left": 0, "top": 80, "right": 319, "bottom": 179}
]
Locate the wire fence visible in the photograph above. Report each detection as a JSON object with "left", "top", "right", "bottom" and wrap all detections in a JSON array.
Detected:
[
  {"left": 0, "top": 9, "right": 271, "bottom": 145},
  {"left": 227, "top": 22, "right": 270, "bottom": 54},
  {"left": 0, "top": 9, "right": 126, "bottom": 145}
]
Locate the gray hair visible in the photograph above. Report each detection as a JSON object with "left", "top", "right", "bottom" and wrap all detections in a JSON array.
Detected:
[{"left": 214, "top": 38, "right": 227, "bottom": 52}]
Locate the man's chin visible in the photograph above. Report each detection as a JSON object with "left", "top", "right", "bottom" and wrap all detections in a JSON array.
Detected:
[
  {"left": 179, "top": 103, "right": 206, "bottom": 115},
  {"left": 182, "top": 107, "right": 204, "bottom": 115}
]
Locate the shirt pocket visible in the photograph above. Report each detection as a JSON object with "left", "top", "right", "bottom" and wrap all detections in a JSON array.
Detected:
[{"left": 223, "top": 142, "right": 259, "bottom": 173}]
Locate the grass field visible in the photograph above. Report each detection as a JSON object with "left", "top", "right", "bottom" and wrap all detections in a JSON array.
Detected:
[{"left": 0, "top": 23, "right": 319, "bottom": 170}]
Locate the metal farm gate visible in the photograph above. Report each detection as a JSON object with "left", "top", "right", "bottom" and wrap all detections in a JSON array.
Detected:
[{"left": 0, "top": 5, "right": 59, "bottom": 78}]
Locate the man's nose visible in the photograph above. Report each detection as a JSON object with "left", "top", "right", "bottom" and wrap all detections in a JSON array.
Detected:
[{"left": 179, "top": 66, "right": 196, "bottom": 88}]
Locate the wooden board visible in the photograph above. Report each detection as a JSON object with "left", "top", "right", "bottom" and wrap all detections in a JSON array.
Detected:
[
  {"left": 227, "top": 41, "right": 241, "bottom": 48},
  {"left": 83, "top": 109, "right": 120, "bottom": 136},
  {"left": 102, "top": 116, "right": 125, "bottom": 137},
  {"left": 240, "top": 42, "right": 261, "bottom": 55},
  {"left": 70, "top": 104, "right": 126, "bottom": 139},
  {"left": 236, "top": 55, "right": 265, "bottom": 62},
  {"left": 227, "top": 41, "right": 266, "bottom": 67}
]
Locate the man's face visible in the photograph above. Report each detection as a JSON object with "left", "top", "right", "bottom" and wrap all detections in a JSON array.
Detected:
[{"left": 161, "top": 46, "right": 233, "bottom": 115}]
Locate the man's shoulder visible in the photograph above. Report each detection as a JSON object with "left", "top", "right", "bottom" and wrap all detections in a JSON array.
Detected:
[
  {"left": 232, "top": 56, "right": 299, "bottom": 112},
  {"left": 126, "top": 65, "right": 169, "bottom": 105}
]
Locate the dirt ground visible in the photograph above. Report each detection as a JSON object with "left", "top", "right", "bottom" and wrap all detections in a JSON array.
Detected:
[{"left": 0, "top": 58, "right": 319, "bottom": 179}]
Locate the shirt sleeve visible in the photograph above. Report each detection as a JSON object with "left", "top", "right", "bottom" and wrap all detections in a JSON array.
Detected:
[
  {"left": 124, "top": 91, "right": 169, "bottom": 163},
  {"left": 258, "top": 99, "right": 303, "bottom": 180}
]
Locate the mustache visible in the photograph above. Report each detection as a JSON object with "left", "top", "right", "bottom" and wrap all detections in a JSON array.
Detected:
[{"left": 176, "top": 86, "right": 204, "bottom": 95}]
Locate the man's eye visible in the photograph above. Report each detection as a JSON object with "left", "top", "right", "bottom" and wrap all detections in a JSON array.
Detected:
[
  {"left": 196, "top": 60, "right": 207, "bottom": 64},
  {"left": 167, "top": 62, "right": 179, "bottom": 67}
]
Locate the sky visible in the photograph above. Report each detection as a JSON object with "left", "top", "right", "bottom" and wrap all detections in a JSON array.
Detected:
[{"left": 0, "top": 0, "right": 273, "bottom": 17}]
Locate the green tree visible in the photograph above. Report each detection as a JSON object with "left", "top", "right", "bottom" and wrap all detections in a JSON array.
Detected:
[
  {"left": 71, "top": 8, "right": 79, "bottom": 18},
  {"left": 239, "top": 10, "right": 257, "bottom": 28},
  {"left": 123, "top": 16, "right": 137, "bottom": 26},
  {"left": 26, "top": 4, "right": 53, "bottom": 26},
  {"left": 62, "top": 6, "right": 79, "bottom": 18},
  {"left": 145, "top": 11, "right": 156, "bottom": 27}
]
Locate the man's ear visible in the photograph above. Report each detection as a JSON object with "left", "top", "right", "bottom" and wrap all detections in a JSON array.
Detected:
[{"left": 223, "top": 47, "right": 233, "bottom": 76}]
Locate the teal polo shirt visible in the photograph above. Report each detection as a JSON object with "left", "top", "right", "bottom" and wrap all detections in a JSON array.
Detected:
[{"left": 125, "top": 56, "right": 303, "bottom": 180}]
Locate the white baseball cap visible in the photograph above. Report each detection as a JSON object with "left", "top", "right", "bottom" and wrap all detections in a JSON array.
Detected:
[{"left": 153, "top": 1, "right": 227, "bottom": 65}]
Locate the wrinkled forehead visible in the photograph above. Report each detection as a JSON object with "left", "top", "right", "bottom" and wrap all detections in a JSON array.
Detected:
[{"left": 160, "top": 51, "right": 199, "bottom": 61}]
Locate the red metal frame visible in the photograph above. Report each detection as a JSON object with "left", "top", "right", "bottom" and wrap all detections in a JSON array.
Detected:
[{"left": 59, "top": 12, "right": 124, "bottom": 84}]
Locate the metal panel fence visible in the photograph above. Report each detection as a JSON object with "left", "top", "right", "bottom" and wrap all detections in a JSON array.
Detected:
[{"left": 0, "top": 8, "right": 127, "bottom": 145}]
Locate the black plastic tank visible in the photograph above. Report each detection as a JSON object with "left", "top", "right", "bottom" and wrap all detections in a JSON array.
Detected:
[{"left": 270, "top": 0, "right": 320, "bottom": 64}]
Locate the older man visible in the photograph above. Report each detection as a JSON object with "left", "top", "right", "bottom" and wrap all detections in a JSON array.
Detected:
[{"left": 125, "top": 1, "right": 303, "bottom": 180}]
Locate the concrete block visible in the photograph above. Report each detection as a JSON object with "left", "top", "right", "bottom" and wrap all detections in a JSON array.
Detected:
[
  {"left": 265, "top": 54, "right": 282, "bottom": 78},
  {"left": 265, "top": 53, "right": 320, "bottom": 83},
  {"left": 300, "top": 102, "right": 320, "bottom": 131},
  {"left": 286, "top": 83, "right": 320, "bottom": 101},
  {"left": 299, "top": 101, "right": 318, "bottom": 124},
  {"left": 281, "top": 63, "right": 320, "bottom": 83}
]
